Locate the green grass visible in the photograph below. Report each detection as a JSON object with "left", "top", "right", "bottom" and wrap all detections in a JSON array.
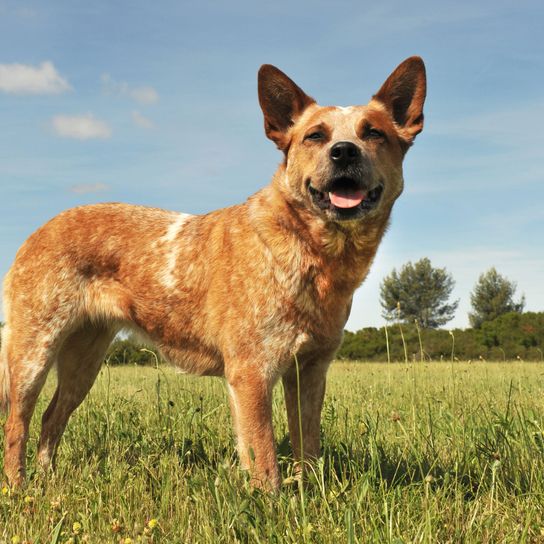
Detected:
[{"left": 2, "top": 361, "right": 544, "bottom": 543}]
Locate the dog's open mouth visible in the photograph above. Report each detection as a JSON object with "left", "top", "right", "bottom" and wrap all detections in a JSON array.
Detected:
[{"left": 308, "top": 177, "right": 383, "bottom": 219}]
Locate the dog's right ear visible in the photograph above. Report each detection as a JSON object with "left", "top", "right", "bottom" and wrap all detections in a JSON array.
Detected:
[
  {"left": 258, "top": 65, "right": 315, "bottom": 150},
  {"left": 372, "top": 56, "right": 426, "bottom": 146}
]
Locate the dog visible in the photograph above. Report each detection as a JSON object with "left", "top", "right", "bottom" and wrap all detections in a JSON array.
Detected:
[{"left": 0, "top": 57, "right": 425, "bottom": 490}]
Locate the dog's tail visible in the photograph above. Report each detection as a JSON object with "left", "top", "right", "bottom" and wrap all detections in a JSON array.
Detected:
[
  {"left": 0, "top": 326, "right": 10, "bottom": 413},
  {"left": 0, "top": 273, "right": 11, "bottom": 413}
]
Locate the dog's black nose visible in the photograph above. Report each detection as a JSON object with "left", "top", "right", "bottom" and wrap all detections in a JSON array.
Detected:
[{"left": 330, "top": 141, "right": 361, "bottom": 167}]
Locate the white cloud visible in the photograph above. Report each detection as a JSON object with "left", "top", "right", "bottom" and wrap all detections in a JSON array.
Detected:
[
  {"left": 131, "top": 110, "right": 154, "bottom": 129},
  {"left": 129, "top": 86, "right": 158, "bottom": 105},
  {"left": 0, "top": 61, "right": 71, "bottom": 95},
  {"left": 101, "top": 73, "right": 159, "bottom": 104},
  {"left": 51, "top": 114, "right": 111, "bottom": 140},
  {"left": 70, "top": 182, "right": 110, "bottom": 194}
]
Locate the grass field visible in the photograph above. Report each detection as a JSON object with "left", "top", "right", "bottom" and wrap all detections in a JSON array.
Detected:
[{"left": 1, "top": 361, "right": 544, "bottom": 543}]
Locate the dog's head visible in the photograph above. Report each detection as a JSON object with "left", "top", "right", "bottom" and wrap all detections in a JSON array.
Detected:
[{"left": 258, "top": 57, "right": 426, "bottom": 223}]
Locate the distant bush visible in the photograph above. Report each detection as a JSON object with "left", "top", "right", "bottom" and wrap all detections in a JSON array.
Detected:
[
  {"left": 337, "top": 312, "right": 544, "bottom": 362},
  {"left": 106, "top": 339, "right": 162, "bottom": 366}
]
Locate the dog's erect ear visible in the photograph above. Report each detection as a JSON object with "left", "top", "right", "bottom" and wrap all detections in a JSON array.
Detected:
[
  {"left": 373, "top": 56, "right": 426, "bottom": 144},
  {"left": 258, "top": 65, "right": 315, "bottom": 149}
]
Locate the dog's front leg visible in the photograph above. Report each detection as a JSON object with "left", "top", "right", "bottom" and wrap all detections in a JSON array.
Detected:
[
  {"left": 282, "top": 357, "right": 331, "bottom": 474},
  {"left": 226, "top": 366, "right": 280, "bottom": 491}
]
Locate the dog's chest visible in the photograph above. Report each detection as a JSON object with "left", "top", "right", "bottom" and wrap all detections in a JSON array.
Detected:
[{"left": 261, "top": 274, "right": 349, "bottom": 357}]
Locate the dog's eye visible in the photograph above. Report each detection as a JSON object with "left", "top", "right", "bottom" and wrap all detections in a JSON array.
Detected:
[
  {"left": 305, "top": 132, "right": 324, "bottom": 141},
  {"left": 365, "top": 128, "right": 385, "bottom": 140}
]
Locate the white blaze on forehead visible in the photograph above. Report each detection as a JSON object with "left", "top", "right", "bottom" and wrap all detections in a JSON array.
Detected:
[
  {"left": 160, "top": 213, "right": 193, "bottom": 288},
  {"left": 332, "top": 106, "right": 362, "bottom": 136},
  {"left": 336, "top": 106, "right": 356, "bottom": 115}
]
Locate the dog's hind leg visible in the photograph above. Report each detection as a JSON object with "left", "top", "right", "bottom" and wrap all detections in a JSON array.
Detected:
[
  {"left": 282, "top": 357, "right": 331, "bottom": 474},
  {"left": 3, "top": 336, "right": 56, "bottom": 486},
  {"left": 37, "top": 322, "right": 117, "bottom": 471}
]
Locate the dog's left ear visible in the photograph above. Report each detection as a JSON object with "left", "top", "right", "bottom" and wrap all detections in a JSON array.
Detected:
[
  {"left": 373, "top": 56, "right": 426, "bottom": 145},
  {"left": 258, "top": 65, "right": 315, "bottom": 150}
]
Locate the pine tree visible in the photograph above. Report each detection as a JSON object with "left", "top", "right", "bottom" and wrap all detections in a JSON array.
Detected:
[
  {"left": 469, "top": 268, "right": 525, "bottom": 328},
  {"left": 380, "top": 258, "right": 458, "bottom": 328}
]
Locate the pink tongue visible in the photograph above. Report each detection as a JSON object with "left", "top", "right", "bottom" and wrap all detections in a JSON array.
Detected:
[{"left": 329, "top": 189, "right": 366, "bottom": 208}]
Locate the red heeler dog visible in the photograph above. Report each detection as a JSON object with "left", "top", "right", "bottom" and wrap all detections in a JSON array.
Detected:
[{"left": 0, "top": 57, "right": 425, "bottom": 490}]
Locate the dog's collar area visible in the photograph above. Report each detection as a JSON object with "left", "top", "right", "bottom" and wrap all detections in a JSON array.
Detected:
[{"left": 308, "top": 178, "right": 383, "bottom": 220}]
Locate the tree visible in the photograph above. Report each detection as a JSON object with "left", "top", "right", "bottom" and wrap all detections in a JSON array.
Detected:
[
  {"left": 380, "top": 258, "right": 459, "bottom": 328},
  {"left": 468, "top": 267, "right": 525, "bottom": 328}
]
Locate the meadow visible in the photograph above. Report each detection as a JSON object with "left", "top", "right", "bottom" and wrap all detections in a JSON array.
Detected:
[{"left": 1, "top": 360, "right": 544, "bottom": 543}]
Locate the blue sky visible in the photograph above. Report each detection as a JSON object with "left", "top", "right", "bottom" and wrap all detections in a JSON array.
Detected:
[{"left": 0, "top": 0, "right": 542, "bottom": 330}]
